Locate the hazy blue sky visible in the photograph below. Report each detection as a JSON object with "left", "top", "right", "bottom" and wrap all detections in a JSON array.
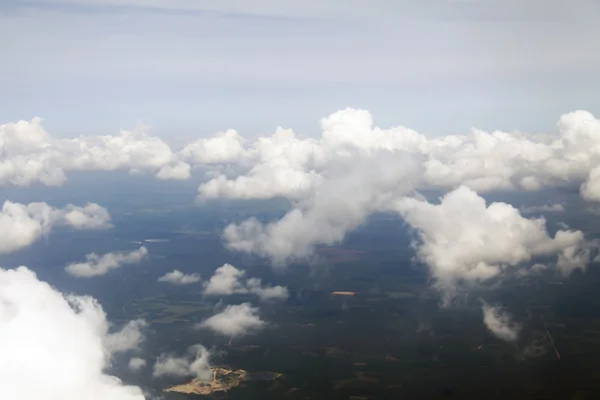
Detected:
[{"left": 2, "top": 0, "right": 599, "bottom": 142}]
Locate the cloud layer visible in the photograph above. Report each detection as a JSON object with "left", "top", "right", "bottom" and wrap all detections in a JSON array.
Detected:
[
  {"left": 190, "top": 108, "right": 600, "bottom": 265},
  {"left": 0, "top": 200, "right": 112, "bottom": 254},
  {"left": 6, "top": 109, "right": 600, "bottom": 204},
  {"left": 200, "top": 108, "right": 600, "bottom": 199},
  {"left": 65, "top": 247, "right": 149, "bottom": 278},
  {"left": 0, "top": 266, "right": 146, "bottom": 400},
  {"left": 0, "top": 118, "right": 189, "bottom": 187}
]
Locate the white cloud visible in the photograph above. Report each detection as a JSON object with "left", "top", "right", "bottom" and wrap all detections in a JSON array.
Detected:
[
  {"left": 0, "top": 118, "right": 189, "bottom": 187},
  {"left": 65, "top": 247, "right": 149, "bottom": 278},
  {"left": 4, "top": 108, "right": 600, "bottom": 208},
  {"left": 246, "top": 278, "right": 289, "bottom": 302},
  {"left": 223, "top": 150, "right": 424, "bottom": 264},
  {"left": 153, "top": 345, "right": 212, "bottom": 383},
  {"left": 194, "top": 108, "right": 600, "bottom": 265},
  {"left": 6, "top": 107, "right": 600, "bottom": 273},
  {"left": 198, "top": 303, "right": 266, "bottom": 338},
  {"left": 180, "top": 129, "right": 249, "bottom": 165},
  {"left": 557, "top": 221, "right": 570, "bottom": 230},
  {"left": 197, "top": 127, "right": 325, "bottom": 201},
  {"left": 104, "top": 319, "right": 147, "bottom": 354},
  {"left": 557, "top": 242, "right": 597, "bottom": 277},
  {"left": 155, "top": 161, "right": 191, "bottom": 180},
  {"left": 0, "top": 200, "right": 112, "bottom": 254},
  {"left": 203, "top": 264, "right": 288, "bottom": 301},
  {"left": 481, "top": 302, "right": 521, "bottom": 342},
  {"left": 157, "top": 269, "right": 201, "bottom": 285},
  {"left": 203, "top": 264, "right": 247, "bottom": 296},
  {"left": 0, "top": 266, "right": 146, "bottom": 400},
  {"left": 393, "top": 186, "right": 596, "bottom": 302},
  {"left": 201, "top": 109, "right": 600, "bottom": 203},
  {"left": 128, "top": 357, "right": 147, "bottom": 373},
  {"left": 55, "top": 203, "right": 113, "bottom": 229}
]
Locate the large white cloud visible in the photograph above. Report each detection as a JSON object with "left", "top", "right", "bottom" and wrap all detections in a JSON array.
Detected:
[
  {"left": 0, "top": 266, "right": 146, "bottom": 400},
  {"left": 187, "top": 109, "right": 600, "bottom": 343},
  {"left": 197, "top": 127, "right": 325, "bottom": 201},
  {"left": 203, "top": 264, "right": 289, "bottom": 301},
  {"left": 0, "top": 118, "right": 190, "bottom": 187},
  {"left": 0, "top": 200, "right": 112, "bottom": 254},
  {"left": 199, "top": 109, "right": 600, "bottom": 200},
  {"left": 187, "top": 108, "right": 600, "bottom": 265},
  {"left": 65, "top": 247, "right": 149, "bottom": 278},
  {"left": 393, "top": 186, "right": 596, "bottom": 302},
  {"left": 223, "top": 150, "right": 424, "bottom": 264},
  {"left": 198, "top": 303, "right": 266, "bottom": 338}
]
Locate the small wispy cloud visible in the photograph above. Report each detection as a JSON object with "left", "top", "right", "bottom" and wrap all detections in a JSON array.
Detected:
[
  {"left": 65, "top": 247, "right": 148, "bottom": 278},
  {"left": 158, "top": 269, "right": 201, "bottom": 285}
]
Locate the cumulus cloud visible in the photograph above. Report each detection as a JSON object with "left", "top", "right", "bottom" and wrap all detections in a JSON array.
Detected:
[
  {"left": 206, "top": 108, "right": 600, "bottom": 264},
  {"left": 0, "top": 118, "right": 189, "bottom": 187},
  {"left": 104, "top": 319, "right": 148, "bottom": 354},
  {"left": 65, "top": 247, "right": 149, "bottom": 278},
  {"left": 4, "top": 109, "right": 600, "bottom": 200},
  {"left": 155, "top": 161, "right": 191, "bottom": 180},
  {"left": 203, "top": 264, "right": 246, "bottom": 295},
  {"left": 393, "top": 186, "right": 596, "bottom": 302},
  {"left": 245, "top": 278, "right": 290, "bottom": 301},
  {"left": 128, "top": 357, "right": 147, "bottom": 373},
  {"left": 198, "top": 108, "right": 600, "bottom": 199},
  {"left": 224, "top": 150, "right": 424, "bottom": 264},
  {"left": 0, "top": 266, "right": 146, "bottom": 400},
  {"left": 0, "top": 200, "right": 112, "bottom": 254},
  {"left": 198, "top": 303, "right": 266, "bottom": 338},
  {"left": 180, "top": 109, "right": 600, "bottom": 341},
  {"left": 203, "top": 264, "right": 289, "bottom": 301},
  {"left": 153, "top": 345, "right": 212, "bottom": 382},
  {"left": 180, "top": 129, "right": 249, "bottom": 165},
  {"left": 176, "top": 108, "right": 600, "bottom": 265},
  {"left": 157, "top": 269, "right": 201, "bottom": 285},
  {"left": 481, "top": 302, "right": 521, "bottom": 342}
]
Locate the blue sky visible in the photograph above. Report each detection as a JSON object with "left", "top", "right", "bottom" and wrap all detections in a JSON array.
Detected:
[{"left": 2, "top": 0, "right": 599, "bottom": 143}]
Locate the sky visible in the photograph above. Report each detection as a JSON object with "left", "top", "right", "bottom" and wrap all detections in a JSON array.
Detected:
[{"left": 2, "top": 0, "right": 600, "bottom": 142}]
